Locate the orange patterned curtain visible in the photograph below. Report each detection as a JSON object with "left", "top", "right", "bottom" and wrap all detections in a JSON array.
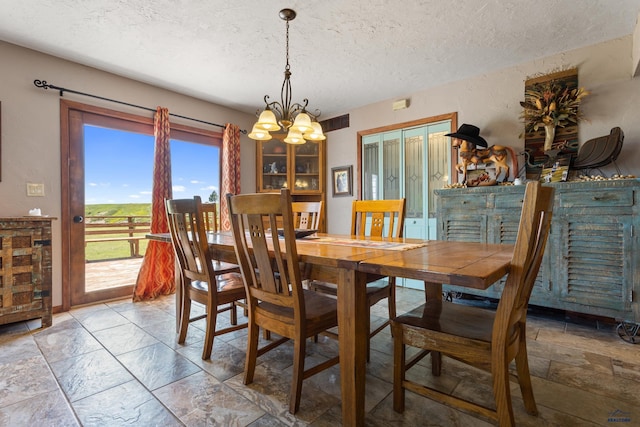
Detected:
[
  {"left": 133, "top": 107, "right": 175, "bottom": 301},
  {"left": 220, "top": 123, "right": 241, "bottom": 230}
]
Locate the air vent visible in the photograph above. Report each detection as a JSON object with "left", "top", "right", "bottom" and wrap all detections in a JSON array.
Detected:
[{"left": 320, "top": 114, "right": 349, "bottom": 133}]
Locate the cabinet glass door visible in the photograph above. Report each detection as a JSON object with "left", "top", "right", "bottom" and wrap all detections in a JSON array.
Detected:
[
  {"left": 260, "top": 138, "right": 288, "bottom": 191},
  {"left": 293, "top": 141, "right": 321, "bottom": 192},
  {"left": 382, "top": 131, "right": 402, "bottom": 200}
]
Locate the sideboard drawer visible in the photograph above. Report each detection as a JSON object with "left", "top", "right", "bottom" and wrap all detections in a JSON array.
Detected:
[
  {"left": 438, "top": 194, "right": 488, "bottom": 210},
  {"left": 558, "top": 189, "right": 634, "bottom": 208},
  {"left": 490, "top": 192, "right": 526, "bottom": 209}
]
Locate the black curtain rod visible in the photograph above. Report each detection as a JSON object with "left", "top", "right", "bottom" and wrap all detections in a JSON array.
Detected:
[{"left": 33, "top": 79, "right": 247, "bottom": 134}]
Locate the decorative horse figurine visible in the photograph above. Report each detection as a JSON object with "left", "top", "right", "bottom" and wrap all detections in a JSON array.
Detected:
[{"left": 453, "top": 139, "right": 511, "bottom": 185}]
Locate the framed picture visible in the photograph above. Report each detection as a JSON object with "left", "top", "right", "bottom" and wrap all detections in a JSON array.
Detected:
[{"left": 331, "top": 165, "right": 352, "bottom": 197}]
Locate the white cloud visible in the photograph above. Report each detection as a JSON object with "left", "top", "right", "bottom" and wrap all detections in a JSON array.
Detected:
[
  {"left": 129, "top": 194, "right": 141, "bottom": 199},
  {"left": 140, "top": 191, "right": 152, "bottom": 195},
  {"left": 88, "top": 182, "right": 97, "bottom": 187},
  {"left": 191, "top": 180, "right": 203, "bottom": 184},
  {"left": 173, "top": 185, "right": 186, "bottom": 193}
]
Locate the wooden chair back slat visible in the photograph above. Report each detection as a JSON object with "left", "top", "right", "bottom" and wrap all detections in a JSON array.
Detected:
[
  {"left": 351, "top": 199, "right": 406, "bottom": 238},
  {"left": 291, "top": 201, "right": 322, "bottom": 230},
  {"left": 201, "top": 202, "right": 219, "bottom": 233},
  {"left": 166, "top": 197, "right": 210, "bottom": 282}
]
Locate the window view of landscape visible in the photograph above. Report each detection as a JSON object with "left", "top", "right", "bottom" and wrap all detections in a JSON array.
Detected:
[{"left": 84, "top": 125, "right": 221, "bottom": 262}]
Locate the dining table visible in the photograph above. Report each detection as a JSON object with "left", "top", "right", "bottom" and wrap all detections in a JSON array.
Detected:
[{"left": 149, "top": 231, "right": 513, "bottom": 426}]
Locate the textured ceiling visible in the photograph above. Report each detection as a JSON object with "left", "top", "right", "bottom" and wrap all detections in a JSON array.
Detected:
[{"left": 1, "top": 1, "right": 639, "bottom": 118}]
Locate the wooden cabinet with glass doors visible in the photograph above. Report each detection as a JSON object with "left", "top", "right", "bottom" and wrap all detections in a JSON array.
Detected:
[{"left": 256, "top": 134, "right": 326, "bottom": 230}]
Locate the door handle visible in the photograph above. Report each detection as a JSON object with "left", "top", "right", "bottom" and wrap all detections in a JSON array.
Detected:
[{"left": 73, "top": 215, "right": 84, "bottom": 223}]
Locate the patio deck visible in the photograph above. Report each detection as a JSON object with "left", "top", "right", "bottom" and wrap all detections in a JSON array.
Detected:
[{"left": 85, "top": 257, "right": 144, "bottom": 293}]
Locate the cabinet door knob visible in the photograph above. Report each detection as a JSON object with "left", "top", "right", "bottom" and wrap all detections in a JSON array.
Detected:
[{"left": 73, "top": 215, "right": 84, "bottom": 223}]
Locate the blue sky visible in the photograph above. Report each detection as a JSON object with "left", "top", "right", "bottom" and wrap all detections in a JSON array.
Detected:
[{"left": 84, "top": 125, "right": 220, "bottom": 204}]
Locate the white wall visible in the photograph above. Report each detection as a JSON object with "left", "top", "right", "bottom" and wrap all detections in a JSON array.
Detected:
[
  {"left": 325, "top": 35, "right": 640, "bottom": 234},
  {"left": 0, "top": 40, "right": 256, "bottom": 308}
]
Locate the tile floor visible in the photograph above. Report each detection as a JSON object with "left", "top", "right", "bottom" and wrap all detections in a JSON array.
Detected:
[{"left": 0, "top": 287, "right": 639, "bottom": 426}]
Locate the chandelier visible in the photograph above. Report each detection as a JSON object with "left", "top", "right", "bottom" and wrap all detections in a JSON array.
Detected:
[{"left": 248, "top": 8, "right": 326, "bottom": 144}]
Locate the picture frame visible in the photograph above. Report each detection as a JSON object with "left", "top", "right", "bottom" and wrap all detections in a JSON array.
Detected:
[{"left": 331, "top": 165, "right": 352, "bottom": 197}]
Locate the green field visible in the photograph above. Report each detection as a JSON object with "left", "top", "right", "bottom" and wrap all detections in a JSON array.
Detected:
[
  {"left": 85, "top": 203, "right": 151, "bottom": 219},
  {"left": 85, "top": 203, "right": 152, "bottom": 261}
]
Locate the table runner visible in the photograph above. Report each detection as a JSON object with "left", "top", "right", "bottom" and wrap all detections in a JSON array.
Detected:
[{"left": 305, "top": 236, "right": 427, "bottom": 251}]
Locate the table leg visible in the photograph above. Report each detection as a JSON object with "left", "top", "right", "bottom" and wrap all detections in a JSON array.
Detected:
[
  {"left": 338, "top": 268, "right": 368, "bottom": 427},
  {"left": 425, "top": 281, "right": 443, "bottom": 375},
  {"left": 424, "top": 281, "right": 442, "bottom": 302}
]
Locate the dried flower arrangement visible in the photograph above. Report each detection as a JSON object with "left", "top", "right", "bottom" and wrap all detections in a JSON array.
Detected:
[{"left": 519, "top": 79, "right": 590, "bottom": 134}]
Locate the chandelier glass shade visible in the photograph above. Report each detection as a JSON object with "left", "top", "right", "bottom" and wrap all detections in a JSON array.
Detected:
[{"left": 248, "top": 8, "right": 326, "bottom": 144}]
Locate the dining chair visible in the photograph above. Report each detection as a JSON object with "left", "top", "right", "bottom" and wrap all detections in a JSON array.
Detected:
[
  {"left": 201, "top": 202, "right": 221, "bottom": 233},
  {"left": 392, "top": 181, "right": 554, "bottom": 426},
  {"left": 310, "top": 198, "right": 406, "bottom": 361},
  {"left": 291, "top": 201, "right": 322, "bottom": 230},
  {"left": 227, "top": 189, "right": 339, "bottom": 414},
  {"left": 165, "top": 196, "right": 247, "bottom": 360}
]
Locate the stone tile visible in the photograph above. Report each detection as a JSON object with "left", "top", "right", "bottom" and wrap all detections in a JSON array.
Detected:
[
  {"left": 34, "top": 326, "right": 103, "bottom": 363},
  {"left": 0, "top": 355, "right": 60, "bottom": 408},
  {"left": 155, "top": 370, "right": 264, "bottom": 426},
  {"left": 92, "top": 322, "right": 160, "bottom": 355},
  {"left": 308, "top": 361, "right": 392, "bottom": 414},
  {"left": 118, "top": 304, "right": 176, "bottom": 328},
  {"left": 68, "top": 303, "right": 111, "bottom": 318},
  {"left": 368, "top": 389, "right": 494, "bottom": 427},
  {"left": 73, "top": 379, "right": 181, "bottom": 426},
  {"left": 70, "top": 307, "right": 130, "bottom": 332},
  {"left": 0, "top": 332, "right": 42, "bottom": 364},
  {"left": 0, "top": 388, "right": 79, "bottom": 426},
  {"left": 612, "top": 358, "right": 640, "bottom": 382},
  {"left": 49, "top": 349, "right": 134, "bottom": 402},
  {"left": 528, "top": 375, "right": 639, "bottom": 425},
  {"left": 116, "top": 342, "right": 201, "bottom": 390},
  {"left": 176, "top": 338, "right": 246, "bottom": 382},
  {"left": 225, "top": 357, "right": 339, "bottom": 425},
  {"left": 526, "top": 338, "right": 612, "bottom": 375},
  {"left": 248, "top": 413, "right": 291, "bottom": 427},
  {"left": 142, "top": 317, "right": 206, "bottom": 350},
  {"left": 547, "top": 359, "right": 640, "bottom": 406}
]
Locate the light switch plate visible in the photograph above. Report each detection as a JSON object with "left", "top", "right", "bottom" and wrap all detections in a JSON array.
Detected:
[{"left": 27, "top": 183, "right": 45, "bottom": 197}]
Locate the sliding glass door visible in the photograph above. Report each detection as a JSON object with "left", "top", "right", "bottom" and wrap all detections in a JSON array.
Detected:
[{"left": 361, "top": 119, "right": 453, "bottom": 288}]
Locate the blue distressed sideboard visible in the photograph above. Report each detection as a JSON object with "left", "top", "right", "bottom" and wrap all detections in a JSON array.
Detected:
[{"left": 435, "top": 180, "right": 639, "bottom": 323}]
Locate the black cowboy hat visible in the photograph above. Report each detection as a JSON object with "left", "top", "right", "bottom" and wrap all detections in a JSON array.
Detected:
[{"left": 445, "top": 123, "right": 488, "bottom": 147}]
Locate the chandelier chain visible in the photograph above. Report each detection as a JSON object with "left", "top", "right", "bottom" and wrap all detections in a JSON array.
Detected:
[{"left": 285, "top": 19, "right": 290, "bottom": 72}]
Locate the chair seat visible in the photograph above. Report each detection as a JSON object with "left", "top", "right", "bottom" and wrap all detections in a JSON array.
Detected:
[
  {"left": 190, "top": 273, "right": 246, "bottom": 304},
  {"left": 258, "top": 289, "right": 338, "bottom": 333},
  {"left": 396, "top": 300, "right": 496, "bottom": 343},
  {"left": 212, "top": 261, "right": 241, "bottom": 274}
]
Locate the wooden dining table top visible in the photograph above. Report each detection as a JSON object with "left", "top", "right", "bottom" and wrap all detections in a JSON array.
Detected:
[{"left": 149, "top": 231, "right": 513, "bottom": 289}]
